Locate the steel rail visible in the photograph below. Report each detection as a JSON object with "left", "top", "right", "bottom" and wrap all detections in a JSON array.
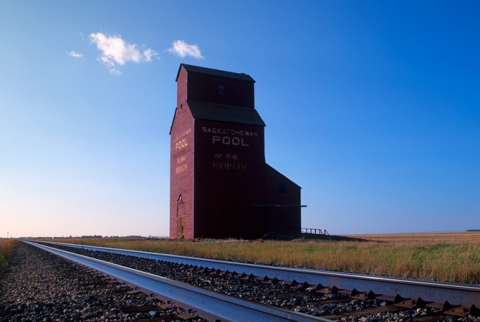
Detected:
[
  {"left": 36, "top": 240, "right": 480, "bottom": 310},
  {"left": 25, "top": 241, "right": 328, "bottom": 322}
]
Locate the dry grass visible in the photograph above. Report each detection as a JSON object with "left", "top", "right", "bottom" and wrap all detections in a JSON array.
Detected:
[
  {"left": 0, "top": 239, "right": 19, "bottom": 271},
  {"left": 348, "top": 232, "right": 480, "bottom": 245},
  {"left": 47, "top": 232, "right": 480, "bottom": 284}
]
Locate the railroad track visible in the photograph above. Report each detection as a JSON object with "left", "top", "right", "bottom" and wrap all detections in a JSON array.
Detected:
[
  {"left": 27, "top": 241, "right": 480, "bottom": 321},
  {"left": 24, "top": 241, "right": 325, "bottom": 322}
]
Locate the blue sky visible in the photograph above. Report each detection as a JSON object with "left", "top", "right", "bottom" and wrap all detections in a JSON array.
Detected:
[{"left": 1, "top": 1, "right": 479, "bottom": 238}]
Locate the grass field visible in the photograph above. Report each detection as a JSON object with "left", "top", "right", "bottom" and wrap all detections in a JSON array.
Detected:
[
  {"left": 0, "top": 239, "right": 19, "bottom": 272},
  {"left": 46, "top": 232, "right": 480, "bottom": 284}
]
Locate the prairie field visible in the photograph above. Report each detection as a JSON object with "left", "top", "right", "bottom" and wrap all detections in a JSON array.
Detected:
[
  {"left": 0, "top": 239, "right": 19, "bottom": 272},
  {"left": 47, "top": 232, "right": 480, "bottom": 284}
]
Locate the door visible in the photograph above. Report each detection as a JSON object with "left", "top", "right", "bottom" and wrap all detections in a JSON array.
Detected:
[{"left": 176, "top": 202, "right": 186, "bottom": 238}]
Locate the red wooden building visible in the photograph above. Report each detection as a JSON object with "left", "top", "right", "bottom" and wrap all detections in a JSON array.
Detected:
[{"left": 170, "top": 64, "right": 301, "bottom": 239}]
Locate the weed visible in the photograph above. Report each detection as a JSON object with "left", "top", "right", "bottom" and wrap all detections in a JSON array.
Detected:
[{"left": 0, "top": 239, "right": 19, "bottom": 272}]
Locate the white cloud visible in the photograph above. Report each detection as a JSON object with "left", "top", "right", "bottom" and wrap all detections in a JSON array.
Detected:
[
  {"left": 109, "top": 68, "right": 122, "bottom": 76},
  {"left": 67, "top": 50, "right": 83, "bottom": 58},
  {"left": 89, "top": 32, "right": 159, "bottom": 74},
  {"left": 143, "top": 48, "right": 159, "bottom": 62},
  {"left": 168, "top": 40, "right": 203, "bottom": 59}
]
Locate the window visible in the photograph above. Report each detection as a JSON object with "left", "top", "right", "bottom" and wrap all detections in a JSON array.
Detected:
[
  {"left": 279, "top": 182, "right": 286, "bottom": 194},
  {"left": 218, "top": 84, "right": 225, "bottom": 95}
]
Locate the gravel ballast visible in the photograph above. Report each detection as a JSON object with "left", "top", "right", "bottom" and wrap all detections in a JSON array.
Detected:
[{"left": 0, "top": 243, "right": 206, "bottom": 321}]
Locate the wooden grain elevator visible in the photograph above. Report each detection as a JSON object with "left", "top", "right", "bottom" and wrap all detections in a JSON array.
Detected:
[{"left": 170, "top": 64, "right": 301, "bottom": 239}]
